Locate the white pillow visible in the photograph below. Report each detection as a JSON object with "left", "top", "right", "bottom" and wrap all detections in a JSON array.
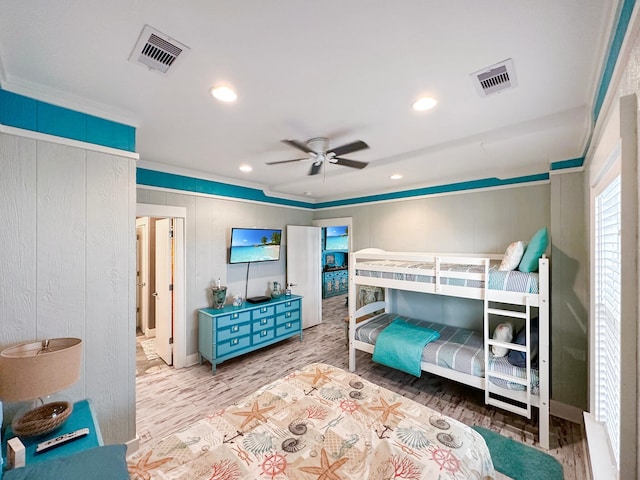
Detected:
[
  {"left": 498, "top": 241, "right": 527, "bottom": 271},
  {"left": 491, "top": 322, "right": 514, "bottom": 357}
]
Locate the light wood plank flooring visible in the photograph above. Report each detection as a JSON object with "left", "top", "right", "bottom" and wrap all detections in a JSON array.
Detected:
[{"left": 135, "top": 295, "right": 590, "bottom": 479}]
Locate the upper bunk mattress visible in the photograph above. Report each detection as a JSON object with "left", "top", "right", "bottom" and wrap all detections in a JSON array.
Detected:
[
  {"left": 355, "top": 261, "right": 539, "bottom": 294},
  {"left": 355, "top": 313, "right": 539, "bottom": 395}
]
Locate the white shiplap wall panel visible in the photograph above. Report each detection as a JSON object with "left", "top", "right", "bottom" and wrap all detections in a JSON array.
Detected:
[
  {"left": 195, "top": 195, "right": 216, "bottom": 309},
  {"left": 36, "top": 142, "right": 87, "bottom": 340},
  {"left": 0, "top": 134, "right": 37, "bottom": 344},
  {"left": 85, "top": 150, "right": 135, "bottom": 444},
  {"left": 1, "top": 132, "right": 136, "bottom": 445}
]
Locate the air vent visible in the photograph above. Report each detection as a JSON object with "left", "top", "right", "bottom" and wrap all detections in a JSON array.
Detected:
[
  {"left": 471, "top": 59, "right": 517, "bottom": 97},
  {"left": 129, "top": 25, "right": 189, "bottom": 74}
]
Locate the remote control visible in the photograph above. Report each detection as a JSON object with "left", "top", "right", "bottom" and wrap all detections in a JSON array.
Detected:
[{"left": 35, "top": 428, "right": 90, "bottom": 454}]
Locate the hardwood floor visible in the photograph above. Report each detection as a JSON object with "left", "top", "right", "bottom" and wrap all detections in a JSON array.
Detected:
[{"left": 135, "top": 295, "right": 590, "bottom": 479}]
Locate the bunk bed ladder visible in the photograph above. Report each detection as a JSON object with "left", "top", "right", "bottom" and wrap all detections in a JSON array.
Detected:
[{"left": 484, "top": 297, "right": 532, "bottom": 419}]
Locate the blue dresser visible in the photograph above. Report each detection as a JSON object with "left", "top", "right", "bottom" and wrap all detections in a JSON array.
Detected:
[{"left": 198, "top": 295, "right": 302, "bottom": 373}]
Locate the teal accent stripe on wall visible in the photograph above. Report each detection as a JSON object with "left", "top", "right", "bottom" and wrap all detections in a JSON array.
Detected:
[
  {"left": 136, "top": 168, "right": 314, "bottom": 208},
  {"left": 550, "top": 157, "right": 584, "bottom": 170},
  {"left": 593, "top": 0, "right": 636, "bottom": 122},
  {"left": 315, "top": 173, "right": 550, "bottom": 209},
  {"left": 0, "top": 88, "right": 136, "bottom": 151},
  {"left": 138, "top": 167, "right": 549, "bottom": 209}
]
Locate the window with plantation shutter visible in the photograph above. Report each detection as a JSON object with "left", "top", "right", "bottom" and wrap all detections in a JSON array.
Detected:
[{"left": 593, "top": 173, "right": 621, "bottom": 468}]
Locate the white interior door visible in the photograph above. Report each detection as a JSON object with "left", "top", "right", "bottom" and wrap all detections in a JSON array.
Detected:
[
  {"left": 154, "top": 218, "right": 173, "bottom": 365},
  {"left": 287, "top": 225, "right": 322, "bottom": 328}
]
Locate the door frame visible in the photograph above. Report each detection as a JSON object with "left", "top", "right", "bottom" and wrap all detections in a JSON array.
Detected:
[
  {"left": 135, "top": 217, "right": 150, "bottom": 335},
  {"left": 312, "top": 217, "right": 353, "bottom": 313},
  {"left": 136, "top": 203, "right": 187, "bottom": 369}
]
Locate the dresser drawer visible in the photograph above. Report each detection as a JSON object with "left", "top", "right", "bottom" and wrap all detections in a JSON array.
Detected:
[
  {"left": 217, "top": 322, "right": 251, "bottom": 342},
  {"left": 276, "top": 309, "right": 300, "bottom": 325},
  {"left": 253, "top": 316, "right": 275, "bottom": 330},
  {"left": 253, "top": 327, "right": 275, "bottom": 345},
  {"left": 276, "top": 320, "right": 300, "bottom": 337},
  {"left": 217, "top": 335, "right": 251, "bottom": 357},
  {"left": 275, "top": 299, "right": 300, "bottom": 314},
  {"left": 217, "top": 311, "right": 251, "bottom": 329},
  {"left": 252, "top": 305, "right": 275, "bottom": 320}
]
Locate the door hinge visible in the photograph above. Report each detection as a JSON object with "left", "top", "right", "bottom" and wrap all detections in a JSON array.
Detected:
[
  {"left": 136, "top": 307, "right": 140, "bottom": 313},
  {"left": 169, "top": 337, "right": 174, "bottom": 344},
  {"left": 169, "top": 284, "right": 174, "bottom": 291}
]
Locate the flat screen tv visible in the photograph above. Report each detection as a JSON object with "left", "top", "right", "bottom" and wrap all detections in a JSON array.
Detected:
[
  {"left": 229, "top": 227, "right": 282, "bottom": 264},
  {"left": 324, "top": 225, "right": 348, "bottom": 250}
]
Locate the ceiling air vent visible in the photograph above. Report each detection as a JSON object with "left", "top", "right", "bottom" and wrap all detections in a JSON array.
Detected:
[
  {"left": 470, "top": 58, "right": 517, "bottom": 97},
  {"left": 129, "top": 25, "right": 189, "bottom": 74}
]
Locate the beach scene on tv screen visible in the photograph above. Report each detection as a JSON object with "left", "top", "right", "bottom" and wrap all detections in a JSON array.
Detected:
[
  {"left": 230, "top": 229, "right": 281, "bottom": 263},
  {"left": 325, "top": 225, "right": 348, "bottom": 250}
]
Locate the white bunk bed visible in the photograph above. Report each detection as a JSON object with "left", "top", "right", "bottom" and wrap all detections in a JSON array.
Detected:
[{"left": 348, "top": 248, "right": 550, "bottom": 449}]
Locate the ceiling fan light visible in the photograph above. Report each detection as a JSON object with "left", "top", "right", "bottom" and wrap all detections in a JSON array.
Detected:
[
  {"left": 210, "top": 85, "right": 237, "bottom": 102},
  {"left": 412, "top": 97, "right": 437, "bottom": 111},
  {"left": 239, "top": 164, "right": 252, "bottom": 172}
]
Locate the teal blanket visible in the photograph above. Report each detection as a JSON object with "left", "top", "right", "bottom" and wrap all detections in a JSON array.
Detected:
[{"left": 372, "top": 318, "right": 440, "bottom": 377}]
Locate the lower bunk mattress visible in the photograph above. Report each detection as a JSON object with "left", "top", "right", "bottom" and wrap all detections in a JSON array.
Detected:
[
  {"left": 127, "top": 362, "right": 495, "bottom": 479},
  {"left": 355, "top": 313, "right": 539, "bottom": 395}
]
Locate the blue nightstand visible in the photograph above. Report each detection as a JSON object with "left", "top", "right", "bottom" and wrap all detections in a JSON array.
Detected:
[{"left": 2, "top": 399, "right": 103, "bottom": 471}]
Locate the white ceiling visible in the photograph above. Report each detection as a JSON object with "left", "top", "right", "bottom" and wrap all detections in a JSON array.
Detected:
[{"left": 0, "top": 1, "right": 617, "bottom": 202}]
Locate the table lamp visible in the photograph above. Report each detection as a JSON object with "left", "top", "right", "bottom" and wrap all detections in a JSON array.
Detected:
[{"left": 0, "top": 338, "right": 82, "bottom": 437}]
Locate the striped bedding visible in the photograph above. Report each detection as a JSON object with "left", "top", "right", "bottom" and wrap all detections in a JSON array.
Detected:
[
  {"left": 355, "top": 313, "right": 539, "bottom": 394},
  {"left": 356, "top": 261, "right": 539, "bottom": 294}
]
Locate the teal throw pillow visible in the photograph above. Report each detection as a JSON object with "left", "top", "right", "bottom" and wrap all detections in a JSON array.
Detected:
[{"left": 518, "top": 227, "right": 548, "bottom": 272}]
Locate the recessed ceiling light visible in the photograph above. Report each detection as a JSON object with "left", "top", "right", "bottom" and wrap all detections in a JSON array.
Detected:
[
  {"left": 239, "top": 165, "right": 252, "bottom": 172},
  {"left": 412, "top": 96, "right": 437, "bottom": 111},
  {"left": 304, "top": 192, "right": 313, "bottom": 196},
  {"left": 390, "top": 174, "right": 403, "bottom": 180},
  {"left": 210, "top": 85, "right": 237, "bottom": 102}
]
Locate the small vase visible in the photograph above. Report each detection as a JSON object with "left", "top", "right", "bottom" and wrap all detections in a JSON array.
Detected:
[
  {"left": 211, "top": 286, "right": 227, "bottom": 309},
  {"left": 271, "top": 281, "right": 282, "bottom": 299}
]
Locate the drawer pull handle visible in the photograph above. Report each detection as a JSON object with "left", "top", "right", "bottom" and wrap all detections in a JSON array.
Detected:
[
  {"left": 261, "top": 330, "right": 267, "bottom": 337},
  {"left": 232, "top": 313, "right": 239, "bottom": 319},
  {"left": 261, "top": 307, "right": 267, "bottom": 313},
  {"left": 286, "top": 322, "right": 291, "bottom": 328},
  {"left": 286, "top": 312, "right": 291, "bottom": 318},
  {"left": 232, "top": 326, "right": 239, "bottom": 332},
  {"left": 286, "top": 302, "right": 291, "bottom": 307},
  {"left": 232, "top": 338, "right": 238, "bottom": 345},
  {"left": 261, "top": 319, "right": 267, "bottom": 325}
]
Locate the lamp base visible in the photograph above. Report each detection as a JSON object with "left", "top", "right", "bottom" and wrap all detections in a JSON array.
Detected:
[{"left": 12, "top": 401, "right": 73, "bottom": 437}]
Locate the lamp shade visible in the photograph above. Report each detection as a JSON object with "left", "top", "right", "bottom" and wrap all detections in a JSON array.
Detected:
[{"left": 0, "top": 338, "right": 82, "bottom": 402}]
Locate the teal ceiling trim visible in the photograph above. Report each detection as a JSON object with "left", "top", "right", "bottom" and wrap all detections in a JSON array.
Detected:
[
  {"left": 593, "top": 0, "right": 636, "bottom": 122},
  {"left": 137, "top": 168, "right": 552, "bottom": 209},
  {"left": 136, "top": 168, "right": 314, "bottom": 209},
  {"left": 550, "top": 157, "right": 584, "bottom": 170},
  {"left": 0, "top": 88, "right": 136, "bottom": 152},
  {"left": 315, "top": 173, "right": 550, "bottom": 209}
]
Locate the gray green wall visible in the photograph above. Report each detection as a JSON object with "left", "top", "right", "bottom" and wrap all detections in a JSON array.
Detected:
[{"left": 315, "top": 179, "right": 588, "bottom": 410}]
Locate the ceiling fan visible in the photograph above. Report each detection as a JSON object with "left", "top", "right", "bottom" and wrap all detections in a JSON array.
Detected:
[{"left": 266, "top": 137, "right": 369, "bottom": 175}]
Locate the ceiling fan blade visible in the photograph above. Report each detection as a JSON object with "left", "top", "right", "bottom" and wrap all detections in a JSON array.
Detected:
[
  {"left": 328, "top": 140, "right": 369, "bottom": 157},
  {"left": 282, "top": 139, "right": 314, "bottom": 153},
  {"left": 333, "top": 157, "right": 369, "bottom": 169},
  {"left": 309, "top": 162, "right": 322, "bottom": 175},
  {"left": 266, "top": 157, "right": 308, "bottom": 165}
]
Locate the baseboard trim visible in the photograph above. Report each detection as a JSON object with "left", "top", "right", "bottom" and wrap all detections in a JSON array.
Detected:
[
  {"left": 550, "top": 399, "right": 584, "bottom": 424},
  {"left": 186, "top": 352, "right": 201, "bottom": 367},
  {"left": 125, "top": 436, "right": 140, "bottom": 456}
]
